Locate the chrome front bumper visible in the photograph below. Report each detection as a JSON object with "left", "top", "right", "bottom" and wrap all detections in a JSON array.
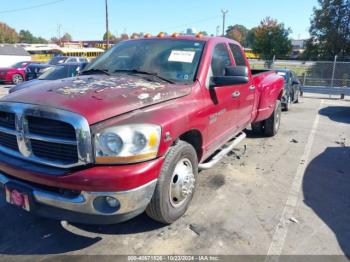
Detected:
[{"left": 0, "top": 173, "right": 157, "bottom": 218}]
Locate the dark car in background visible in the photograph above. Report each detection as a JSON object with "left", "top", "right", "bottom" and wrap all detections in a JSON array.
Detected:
[
  {"left": 48, "top": 56, "right": 89, "bottom": 65},
  {"left": 275, "top": 69, "right": 301, "bottom": 111},
  {"left": 25, "top": 63, "right": 54, "bottom": 81},
  {"left": 10, "top": 62, "right": 88, "bottom": 93},
  {"left": 0, "top": 61, "right": 34, "bottom": 84}
]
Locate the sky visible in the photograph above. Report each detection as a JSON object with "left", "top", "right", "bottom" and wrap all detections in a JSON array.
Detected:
[{"left": 0, "top": 0, "right": 319, "bottom": 41}]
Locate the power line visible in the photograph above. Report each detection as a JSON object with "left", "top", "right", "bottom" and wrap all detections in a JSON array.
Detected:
[{"left": 0, "top": 0, "right": 65, "bottom": 14}]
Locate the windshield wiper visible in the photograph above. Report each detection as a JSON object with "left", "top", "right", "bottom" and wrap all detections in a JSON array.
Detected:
[
  {"left": 81, "top": 68, "right": 110, "bottom": 76},
  {"left": 114, "top": 69, "right": 175, "bottom": 84}
]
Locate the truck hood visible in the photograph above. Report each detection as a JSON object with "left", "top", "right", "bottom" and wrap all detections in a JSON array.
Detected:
[{"left": 0, "top": 75, "right": 192, "bottom": 124}]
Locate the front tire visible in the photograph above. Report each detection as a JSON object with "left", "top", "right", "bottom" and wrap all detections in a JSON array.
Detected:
[
  {"left": 146, "top": 141, "right": 198, "bottom": 224},
  {"left": 12, "top": 74, "right": 23, "bottom": 85},
  {"left": 264, "top": 100, "right": 281, "bottom": 137}
]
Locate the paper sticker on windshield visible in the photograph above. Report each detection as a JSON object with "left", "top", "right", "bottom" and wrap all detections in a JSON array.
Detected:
[{"left": 168, "top": 50, "right": 195, "bottom": 63}]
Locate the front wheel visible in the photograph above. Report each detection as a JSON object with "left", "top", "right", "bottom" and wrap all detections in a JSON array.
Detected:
[
  {"left": 12, "top": 74, "right": 24, "bottom": 85},
  {"left": 146, "top": 141, "right": 198, "bottom": 224},
  {"left": 264, "top": 100, "right": 281, "bottom": 137}
]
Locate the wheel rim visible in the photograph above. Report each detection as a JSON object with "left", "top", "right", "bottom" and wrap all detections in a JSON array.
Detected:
[
  {"left": 13, "top": 75, "right": 23, "bottom": 84},
  {"left": 169, "top": 158, "right": 195, "bottom": 208}
]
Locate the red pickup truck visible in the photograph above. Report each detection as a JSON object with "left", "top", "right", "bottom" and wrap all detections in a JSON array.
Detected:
[{"left": 0, "top": 36, "right": 283, "bottom": 224}]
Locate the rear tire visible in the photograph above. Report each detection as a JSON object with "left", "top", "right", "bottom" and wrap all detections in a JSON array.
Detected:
[
  {"left": 12, "top": 74, "right": 23, "bottom": 85},
  {"left": 264, "top": 100, "right": 281, "bottom": 137},
  {"left": 282, "top": 96, "right": 290, "bottom": 111},
  {"left": 251, "top": 122, "right": 264, "bottom": 134},
  {"left": 146, "top": 141, "right": 198, "bottom": 224}
]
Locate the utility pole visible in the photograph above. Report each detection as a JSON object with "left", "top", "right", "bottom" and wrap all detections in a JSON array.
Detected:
[
  {"left": 221, "top": 9, "right": 228, "bottom": 36},
  {"left": 216, "top": 25, "right": 220, "bottom": 36},
  {"left": 105, "top": 0, "right": 109, "bottom": 49},
  {"left": 57, "top": 24, "right": 62, "bottom": 46}
]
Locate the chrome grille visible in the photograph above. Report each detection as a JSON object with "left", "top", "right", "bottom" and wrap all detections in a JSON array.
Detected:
[
  {"left": 0, "top": 132, "right": 18, "bottom": 151},
  {"left": 0, "top": 102, "right": 93, "bottom": 168},
  {"left": 27, "top": 116, "right": 76, "bottom": 140},
  {"left": 0, "top": 111, "right": 15, "bottom": 129}
]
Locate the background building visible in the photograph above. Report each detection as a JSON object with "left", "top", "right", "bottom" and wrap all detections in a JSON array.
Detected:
[{"left": 0, "top": 44, "right": 31, "bottom": 67}]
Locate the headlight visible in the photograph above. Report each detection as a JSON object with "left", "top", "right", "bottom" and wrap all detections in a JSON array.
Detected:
[{"left": 94, "top": 124, "right": 161, "bottom": 164}]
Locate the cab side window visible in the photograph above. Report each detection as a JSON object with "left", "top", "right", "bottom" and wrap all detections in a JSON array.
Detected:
[
  {"left": 229, "top": 44, "right": 246, "bottom": 66},
  {"left": 211, "top": 44, "right": 232, "bottom": 77}
]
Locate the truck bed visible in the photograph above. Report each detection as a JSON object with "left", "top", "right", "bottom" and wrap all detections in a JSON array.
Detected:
[{"left": 251, "top": 69, "right": 284, "bottom": 123}]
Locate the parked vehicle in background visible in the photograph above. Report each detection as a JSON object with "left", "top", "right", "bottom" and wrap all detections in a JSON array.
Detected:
[
  {"left": 25, "top": 63, "right": 54, "bottom": 81},
  {"left": 10, "top": 63, "right": 88, "bottom": 93},
  {"left": 275, "top": 69, "right": 301, "bottom": 111},
  {"left": 48, "top": 56, "right": 89, "bottom": 65},
  {"left": 24, "top": 45, "right": 104, "bottom": 63},
  {"left": 0, "top": 36, "right": 284, "bottom": 225},
  {"left": 0, "top": 61, "right": 34, "bottom": 84}
]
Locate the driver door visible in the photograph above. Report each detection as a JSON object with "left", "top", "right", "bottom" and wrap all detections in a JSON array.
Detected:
[{"left": 206, "top": 43, "right": 241, "bottom": 150}]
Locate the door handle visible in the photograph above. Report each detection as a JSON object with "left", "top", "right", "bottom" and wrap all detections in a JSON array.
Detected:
[
  {"left": 232, "top": 91, "right": 240, "bottom": 98},
  {"left": 249, "top": 85, "right": 256, "bottom": 91}
]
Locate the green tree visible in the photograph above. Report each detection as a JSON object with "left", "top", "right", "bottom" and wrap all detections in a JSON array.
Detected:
[
  {"left": 246, "top": 28, "right": 257, "bottom": 48},
  {"left": 306, "top": 0, "right": 350, "bottom": 59},
  {"left": 19, "top": 30, "right": 35, "bottom": 43},
  {"left": 103, "top": 31, "right": 117, "bottom": 42},
  {"left": 198, "top": 31, "right": 208, "bottom": 36},
  {"left": 0, "top": 22, "right": 18, "bottom": 43},
  {"left": 19, "top": 30, "right": 48, "bottom": 44},
  {"left": 35, "top": 37, "right": 48, "bottom": 44},
  {"left": 61, "top": 33, "right": 72, "bottom": 42},
  {"left": 252, "top": 17, "right": 292, "bottom": 63},
  {"left": 226, "top": 24, "right": 249, "bottom": 46}
]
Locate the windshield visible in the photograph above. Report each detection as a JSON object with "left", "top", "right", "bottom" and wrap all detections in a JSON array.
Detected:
[
  {"left": 84, "top": 39, "right": 205, "bottom": 83},
  {"left": 48, "top": 57, "right": 67, "bottom": 65},
  {"left": 11, "top": 62, "right": 28, "bottom": 68},
  {"left": 39, "top": 65, "right": 80, "bottom": 80}
]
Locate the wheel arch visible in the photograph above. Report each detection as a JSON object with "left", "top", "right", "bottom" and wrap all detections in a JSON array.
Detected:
[{"left": 176, "top": 129, "right": 203, "bottom": 162}]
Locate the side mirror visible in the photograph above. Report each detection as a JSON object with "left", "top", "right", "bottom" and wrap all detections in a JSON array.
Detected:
[{"left": 210, "top": 66, "right": 249, "bottom": 87}]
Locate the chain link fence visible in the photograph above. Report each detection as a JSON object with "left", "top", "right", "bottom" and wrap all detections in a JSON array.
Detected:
[{"left": 249, "top": 58, "right": 350, "bottom": 97}]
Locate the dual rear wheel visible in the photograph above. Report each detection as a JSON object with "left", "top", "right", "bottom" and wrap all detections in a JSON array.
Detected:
[{"left": 251, "top": 100, "right": 282, "bottom": 137}]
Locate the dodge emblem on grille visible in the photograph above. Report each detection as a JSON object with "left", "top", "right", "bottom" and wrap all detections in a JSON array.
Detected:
[{"left": 15, "top": 113, "right": 32, "bottom": 157}]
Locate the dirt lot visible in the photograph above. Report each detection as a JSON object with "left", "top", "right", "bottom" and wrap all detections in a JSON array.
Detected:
[{"left": 0, "top": 85, "right": 349, "bottom": 259}]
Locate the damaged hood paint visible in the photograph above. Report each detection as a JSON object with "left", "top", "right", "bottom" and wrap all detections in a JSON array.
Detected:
[{"left": 1, "top": 75, "right": 192, "bottom": 124}]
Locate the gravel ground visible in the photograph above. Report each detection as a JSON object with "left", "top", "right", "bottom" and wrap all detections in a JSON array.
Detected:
[{"left": 0, "top": 89, "right": 349, "bottom": 259}]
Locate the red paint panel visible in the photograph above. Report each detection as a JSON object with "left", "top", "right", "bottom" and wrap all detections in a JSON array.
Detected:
[{"left": 0, "top": 157, "right": 164, "bottom": 192}]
